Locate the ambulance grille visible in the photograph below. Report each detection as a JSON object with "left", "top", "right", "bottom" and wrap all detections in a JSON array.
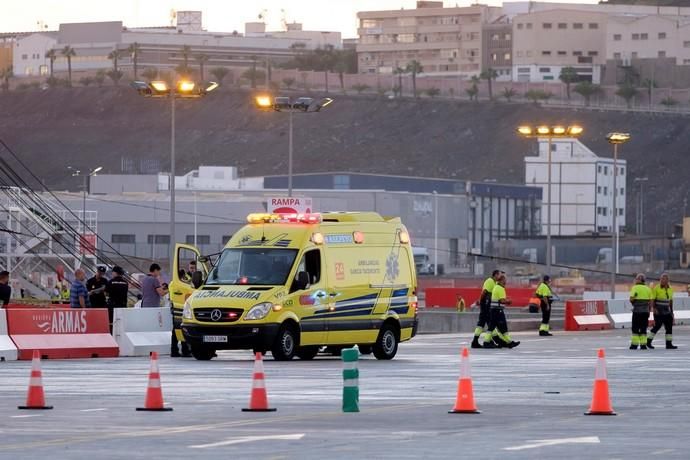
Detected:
[{"left": 194, "top": 308, "right": 244, "bottom": 322}]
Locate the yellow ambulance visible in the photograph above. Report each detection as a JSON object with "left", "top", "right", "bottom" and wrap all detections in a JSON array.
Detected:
[{"left": 172, "top": 212, "right": 418, "bottom": 361}]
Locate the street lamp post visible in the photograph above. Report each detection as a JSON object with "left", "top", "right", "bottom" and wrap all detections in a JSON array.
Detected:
[
  {"left": 433, "top": 190, "right": 438, "bottom": 276},
  {"left": 634, "top": 177, "right": 648, "bottom": 235},
  {"left": 606, "top": 132, "right": 631, "bottom": 299},
  {"left": 517, "top": 124, "right": 583, "bottom": 275},
  {"left": 255, "top": 95, "right": 333, "bottom": 197},
  {"left": 131, "top": 79, "right": 218, "bottom": 260},
  {"left": 68, "top": 166, "right": 103, "bottom": 233}
]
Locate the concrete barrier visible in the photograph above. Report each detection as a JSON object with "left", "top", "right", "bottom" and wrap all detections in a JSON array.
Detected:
[
  {"left": 583, "top": 291, "right": 628, "bottom": 300},
  {"left": 672, "top": 297, "right": 690, "bottom": 325},
  {"left": 0, "top": 308, "right": 18, "bottom": 361},
  {"left": 416, "top": 310, "right": 562, "bottom": 334},
  {"left": 564, "top": 300, "right": 612, "bottom": 331},
  {"left": 606, "top": 300, "right": 657, "bottom": 329},
  {"left": 113, "top": 307, "right": 172, "bottom": 357}
]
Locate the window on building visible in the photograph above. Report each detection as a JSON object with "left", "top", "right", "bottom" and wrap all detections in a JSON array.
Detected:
[
  {"left": 185, "top": 235, "right": 210, "bottom": 245},
  {"left": 684, "top": 59, "right": 690, "bottom": 64},
  {"left": 112, "top": 234, "right": 135, "bottom": 244},
  {"left": 602, "top": 208, "right": 608, "bottom": 217},
  {"left": 333, "top": 175, "right": 350, "bottom": 190},
  {"left": 632, "top": 33, "right": 640, "bottom": 40},
  {"left": 558, "top": 23, "right": 567, "bottom": 29},
  {"left": 541, "top": 50, "right": 551, "bottom": 56},
  {"left": 505, "top": 33, "right": 511, "bottom": 40},
  {"left": 361, "top": 19, "right": 380, "bottom": 29},
  {"left": 492, "top": 53, "right": 498, "bottom": 61},
  {"left": 589, "top": 23, "right": 599, "bottom": 29},
  {"left": 398, "top": 33, "right": 415, "bottom": 43},
  {"left": 658, "top": 51, "right": 666, "bottom": 58},
  {"left": 588, "top": 51, "right": 598, "bottom": 56},
  {"left": 21, "top": 54, "right": 27, "bottom": 60},
  {"left": 544, "top": 75, "right": 554, "bottom": 80},
  {"left": 597, "top": 186, "right": 602, "bottom": 194},
  {"left": 613, "top": 34, "right": 622, "bottom": 41},
  {"left": 543, "top": 23, "right": 552, "bottom": 29},
  {"left": 398, "top": 17, "right": 416, "bottom": 27},
  {"left": 526, "top": 50, "right": 532, "bottom": 57},
  {"left": 641, "top": 33, "right": 648, "bottom": 40},
  {"left": 573, "top": 51, "right": 583, "bottom": 56},
  {"left": 604, "top": 166, "right": 608, "bottom": 175},
  {"left": 573, "top": 23, "right": 583, "bottom": 29},
  {"left": 631, "top": 52, "right": 638, "bottom": 58},
  {"left": 221, "top": 235, "right": 232, "bottom": 245},
  {"left": 147, "top": 235, "right": 170, "bottom": 244},
  {"left": 558, "top": 50, "right": 567, "bottom": 56},
  {"left": 597, "top": 165, "right": 602, "bottom": 173},
  {"left": 491, "top": 33, "right": 500, "bottom": 40},
  {"left": 659, "top": 32, "right": 667, "bottom": 39},
  {"left": 604, "top": 186, "right": 608, "bottom": 195},
  {"left": 526, "top": 23, "right": 533, "bottom": 29},
  {"left": 684, "top": 41, "right": 690, "bottom": 48},
  {"left": 517, "top": 23, "right": 524, "bottom": 30},
  {"left": 618, "top": 208, "right": 623, "bottom": 216},
  {"left": 504, "top": 52, "right": 511, "bottom": 60},
  {"left": 619, "top": 167, "right": 625, "bottom": 175},
  {"left": 620, "top": 188, "right": 625, "bottom": 196},
  {"left": 538, "top": 67, "right": 551, "bottom": 73},
  {"left": 613, "top": 52, "right": 621, "bottom": 59},
  {"left": 517, "top": 51, "right": 523, "bottom": 57}
]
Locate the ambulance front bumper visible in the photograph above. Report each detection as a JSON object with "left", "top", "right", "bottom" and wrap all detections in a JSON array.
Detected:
[{"left": 181, "top": 323, "right": 280, "bottom": 351}]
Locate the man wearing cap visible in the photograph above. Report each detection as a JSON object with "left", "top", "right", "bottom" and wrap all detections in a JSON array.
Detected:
[
  {"left": 648, "top": 273, "right": 677, "bottom": 349},
  {"left": 87, "top": 266, "right": 109, "bottom": 308},
  {"left": 535, "top": 275, "right": 554, "bottom": 336},
  {"left": 472, "top": 269, "right": 502, "bottom": 349},
  {"left": 485, "top": 274, "right": 520, "bottom": 349},
  {"left": 629, "top": 273, "right": 653, "bottom": 350},
  {"left": 106, "top": 266, "right": 129, "bottom": 332}
]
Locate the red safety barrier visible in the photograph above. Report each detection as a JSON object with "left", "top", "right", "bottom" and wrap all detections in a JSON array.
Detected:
[
  {"left": 425, "top": 287, "right": 535, "bottom": 308},
  {"left": 564, "top": 300, "right": 612, "bottom": 331},
  {"left": 6, "top": 308, "right": 119, "bottom": 360}
]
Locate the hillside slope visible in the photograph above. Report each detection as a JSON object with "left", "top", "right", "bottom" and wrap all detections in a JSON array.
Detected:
[{"left": 1, "top": 87, "right": 688, "bottom": 233}]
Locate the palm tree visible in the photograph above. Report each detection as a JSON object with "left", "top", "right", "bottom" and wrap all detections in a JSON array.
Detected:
[
  {"left": 405, "top": 60, "right": 423, "bottom": 98},
  {"left": 641, "top": 78, "right": 657, "bottom": 109},
  {"left": 393, "top": 66, "right": 406, "bottom": 97},
  {"left": 466, "top": 76, "right": 480, "bottom": 101},
  {"left": 502, "top": 87, "right": 517, "bottom": 102},
  {"left": 573, "top": 81, "right": 601, "bottom": 107},
  {"left": 127, "top": 42, "right": 141, "bottom": 79},
  {"left": 61, "top": 46, "right": 76, "bottom": 86},
  {"left": 45, "top": 49, "right": 57, "bottom": 77},
  {"left": 316, "top": 45, "right": 336, "bottom": 93},
  {"left": 210, "top": 67, "right": 229, "bottom": 84},
  {"left": 196, "top": 54, "right": 209, "bottom": 81},
  {"left": 107, "top": 48, "right": 121, "bottom": 72},
  {"left": 334, "top": 52, "right": 347, "bottom": 93},
  {"left": 479, "top": 68, "right": 498, "bottom": 100},
  {"left": 559, "top": 66, "right": 579, "bottom": 100},
  {"left": 616, "top": 84, "right": 638, "bottom": 109},
  {"left": 249, "top": 55, "right": 258, "bottom": 88},
  {"left": 106, "top": 69, "right": 123, "bottom": 86}
]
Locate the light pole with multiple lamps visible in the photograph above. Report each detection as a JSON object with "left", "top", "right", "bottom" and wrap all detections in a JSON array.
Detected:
[
  {"left": 254, "top": 95, "right": 333, "bottom": 197},
  {"left": 517, "top": 124, "right": 583, "bottom": 275},
  {"left": 606, "top": 132, "right": 631, "bottom": 299},
  {"left": 131, "top": 79, "right": 218, "bottom": 259},
  {"left": 68, "top": 165, "right": 103, "bottom": 233}
]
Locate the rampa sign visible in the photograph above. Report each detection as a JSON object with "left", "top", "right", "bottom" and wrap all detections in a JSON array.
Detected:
[{"left": 269, "top": 197, "right": 313, "bottom": 214}]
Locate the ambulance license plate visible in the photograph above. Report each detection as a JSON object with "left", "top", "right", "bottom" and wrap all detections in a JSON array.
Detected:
[{"left": 203, "top": 335, "right": 228, "bottom": 343}]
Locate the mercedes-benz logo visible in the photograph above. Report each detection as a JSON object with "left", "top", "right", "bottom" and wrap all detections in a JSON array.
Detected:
[{"left": 210, "top": 309, "right": 222, "bottom": 322}]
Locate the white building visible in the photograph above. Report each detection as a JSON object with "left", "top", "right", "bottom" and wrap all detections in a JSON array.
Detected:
[
  {"left": 12, "top": 33, "right": 57, "bottom": 76},
  {"left": 525, "top": 138, "right": 626, "bottom": 236}
]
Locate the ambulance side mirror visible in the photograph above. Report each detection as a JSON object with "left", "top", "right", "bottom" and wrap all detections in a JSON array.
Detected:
[{"left": 296, "top": 271, "right": 310, "bottom": 291}]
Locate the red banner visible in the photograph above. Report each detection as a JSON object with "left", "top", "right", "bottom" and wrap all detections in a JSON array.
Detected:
[
  {"left": 6, "top": 308, "right": 118, "bottom": 359},
  {"left": 425, "top": 287, "right": 535, "bottom": 308}
]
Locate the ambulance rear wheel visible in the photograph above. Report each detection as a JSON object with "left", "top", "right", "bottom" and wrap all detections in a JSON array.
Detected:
[
  {"left": 296, "top": 346, "right": 319, "bottom": 360},
  {"left": 272, "top": 324, "right": 298, "bottom": 361},
  {"left": 373, "top": 324, "right": 399, "bottom": 360},
  {"left": 191, "top": 345, "right": 215, "bottom": 361}
]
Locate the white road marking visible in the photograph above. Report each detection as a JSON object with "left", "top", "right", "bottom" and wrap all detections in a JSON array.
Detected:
[
  {"left": 10, "top": 415, "right": 44, "bottom": 419},
  {"left": 189, "top": 433, "right": 305, "bottom": 449},
  {"left": 197, "top": 399, "right": 226, "bottom": 403},
  {"left": 80, "top": 408, "right": 107, "bottom": 412},
  {"left": 504, "top": 436, "right": 600, "bottom": 451}
]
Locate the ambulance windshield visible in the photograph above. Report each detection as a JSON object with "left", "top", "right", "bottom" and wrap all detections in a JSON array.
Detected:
[{"left": 207, "top": 248, "right": 298, "bottom": 286}]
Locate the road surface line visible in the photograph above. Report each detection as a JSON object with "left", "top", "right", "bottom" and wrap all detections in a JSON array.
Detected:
[
  {"left": 504, "top": 436, "right": 600, "bottom": 451},
  {"left": 189, "top": 433, "right": 305, "bottom": 449},
  {"left": 10, "top": 415, "right": 44, "bottom": 419},
  {"left": 80, "top": 408, "right": 108, "bottom": 412}
]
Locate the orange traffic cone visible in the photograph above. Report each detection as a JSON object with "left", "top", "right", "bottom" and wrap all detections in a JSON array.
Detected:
[
  {"left": 18, "top": 350, "right": 53, "bottom": 410},
  {"left": 585, "top": 348, "right": 616, "bottom": 416},
  {"left": 449, "top": 347, "right": 480, "bottom": 414},
  {"left": 242, "top": 352, "right": 276, "bottom": 412},
  {"left": 136, "top": 352, "right": 173, "bottom": 412}
]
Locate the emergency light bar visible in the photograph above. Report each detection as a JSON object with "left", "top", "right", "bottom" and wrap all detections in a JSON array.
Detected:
[{"left": 246, "top": 213, "right": 322, "bottom": 224}]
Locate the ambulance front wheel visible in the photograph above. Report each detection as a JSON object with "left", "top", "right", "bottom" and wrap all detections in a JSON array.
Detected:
[
  {"left": 190, "top": 344, "right": 215, "bottom": 361},
  {"left": 373, "top": 323, "right": 399, "bottom": 360},
  {"left": 271, "top": 323, "right": 298, "bottom": 361}
]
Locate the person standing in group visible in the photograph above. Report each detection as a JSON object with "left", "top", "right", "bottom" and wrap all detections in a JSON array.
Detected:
[
  {"left": 141, "top": 263, "right": 168, "bottom": 308},
  {"left": 535, "top": 275, "right": 554, "bottom": 336},
  {"left": 70, "top": 268, "right": 90, "bottom": 308},
  {"left": 0, "top": 270, "right": 11, "bottom": 306},
  {"left": 472, "top": 269, "right": 502, "bottom": 349},
  {"left": 485, "top": 274, "right": 520, "bottom": 349},
  {"left": 106, "top": 266, "right": 129, "bottom": 333},
  {"left": 87, "top": 266, "right": 109, "bottom": 308},
  {"left": 648, "top": 273, "right": 677, "bottom": 349},
  {"left": 629, "top": 273, "right": 652, "bottom": 350}
]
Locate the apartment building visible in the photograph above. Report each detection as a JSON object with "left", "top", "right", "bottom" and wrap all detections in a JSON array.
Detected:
[
  {"left": 525, "top": 138, "right": 626, "bottom": 236},
  {"left": 607, "top": 14, "right": 690, "bottom": 64},
  {"left": 482, "top": 21, "right": 513, "bottom": 80},
  {"left": 356, "top": 1, "right": 502, "bottom": 77},
  {"left": 512, "top": 9, "right": 607, "bottom": 83}
]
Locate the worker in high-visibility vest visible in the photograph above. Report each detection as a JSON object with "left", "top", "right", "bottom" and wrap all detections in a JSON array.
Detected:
[
  {"left": 648, "top": 273, "right": 677, "bottom": 349},
  {"left": 472, "top": 269, "right": 502, "bottom": 349},
  {"left": 535, "top": 275, "right": 554, "bottom": 336},
  {"left": 485, "top": 274, "right": 520, "bottom": 349},
  {"left": 629, "top": 273, "right": 653, "bottom": 350}
]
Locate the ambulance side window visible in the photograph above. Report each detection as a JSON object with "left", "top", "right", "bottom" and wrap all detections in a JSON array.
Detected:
[{"left": 290, "top": 249, "right": 321, "bottom": 293}]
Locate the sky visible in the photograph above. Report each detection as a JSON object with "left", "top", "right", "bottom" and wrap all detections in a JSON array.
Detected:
[{"left": 2, "top": 0, "right": 598, "bottom": 39}]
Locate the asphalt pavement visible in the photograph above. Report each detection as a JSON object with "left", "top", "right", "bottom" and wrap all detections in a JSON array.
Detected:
[{"left": 1, "top": 329, "right": 689, "bottom": 460}]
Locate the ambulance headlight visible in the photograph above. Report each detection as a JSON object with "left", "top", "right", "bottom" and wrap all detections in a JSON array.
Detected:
[
  {"left": 246, "top": 302, "right": 273, "bottom": 320},
  {"left": 183, "top": 299, "right": 193, "bottom": 320}
]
